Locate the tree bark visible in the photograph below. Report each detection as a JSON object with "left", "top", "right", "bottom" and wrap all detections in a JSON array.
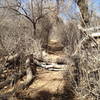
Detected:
[{"left": 77, "top": 0, "right": 90, "bottom": 27}]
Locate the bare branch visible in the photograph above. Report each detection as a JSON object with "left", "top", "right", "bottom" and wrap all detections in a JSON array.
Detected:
[{"left": 78, "top": 24, "right": 100, "bottom": 32}]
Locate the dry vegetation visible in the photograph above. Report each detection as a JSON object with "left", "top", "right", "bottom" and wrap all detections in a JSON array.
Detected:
[{"left": 0, "top": 0, "right": 100, "bottom": 100}]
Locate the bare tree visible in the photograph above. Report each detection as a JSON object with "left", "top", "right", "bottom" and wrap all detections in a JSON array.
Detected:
[{"left": 0, "top": 0, "right": 49, "bottom": 38}]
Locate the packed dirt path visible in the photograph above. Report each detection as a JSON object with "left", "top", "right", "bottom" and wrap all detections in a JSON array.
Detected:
[
  {"left": 13, "top": 51, "right": 75, "bottom": 100},
  {"left": 15, "top": 68, "right": 74, "bottom": 100}
]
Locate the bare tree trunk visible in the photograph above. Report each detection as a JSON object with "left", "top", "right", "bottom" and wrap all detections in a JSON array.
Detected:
[
  {"left": 77, "top": 0, "right": 90, "bottom": 27},
  {"left": 33, "top": 22, "right": 37, "bottom": 37}
]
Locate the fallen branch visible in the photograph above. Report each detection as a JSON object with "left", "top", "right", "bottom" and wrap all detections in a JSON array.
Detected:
[
  {"left": 77, "top": 24, "right": 98, "bottom": 49},
  {"left": 0, "top": 70, "right": 26, "bottom": 90},
  {"left": 34, "top": 59, "right": 66, "bottom": 71},
  {"left": 4, "top": 53, "right": 20, "bottom": 68},
  {"left": 5, "top": 53, "right": 20, "bottom": 63},
  {"left": 13, "top": 67, "right": 35, "bottom": 91},
  {"left": 78, "top": 24, "right": 100, "bottom": 32},
  {"left": 0, "top": 67, "right": 35, "bottom": 99},
  {"left": 91, "top": 32, "right": 100, "bottom": 38}
]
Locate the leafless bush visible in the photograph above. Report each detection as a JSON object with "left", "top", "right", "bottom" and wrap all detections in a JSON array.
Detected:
[
  {"left": 0, "top": 13, "right": 51, "bottom": 56},
  {"left": 72, "top": 44, "right": 100, "bottom": 100},
  {"left": 63, "top": 20, "right": 82, "bottom": 54},
  {"left": 62, "top": 16, "right": 100, "bottom": 99},
  {"left": 64, "top": 28, "right": 100, "bottom": 100}
]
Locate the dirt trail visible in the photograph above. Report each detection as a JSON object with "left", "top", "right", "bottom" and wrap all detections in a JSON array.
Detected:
[
  {"left": 15, "top": 52, "right": 75, "bottom": 100},
  {"left": 15, "top": 69, "right": 74, "bottom": 100}
]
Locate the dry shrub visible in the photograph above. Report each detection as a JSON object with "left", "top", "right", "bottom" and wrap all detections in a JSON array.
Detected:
[
  {"left": 36, "top": 15, "right": 52, "bottom": 49},
  {"left": 63, "top": 20, "right": 100, "bottom": 100},
  {"left": 0, "top": 11, "right": 52, "bottom": 56},
  {"left": 63, "top": 20, "right": 82, "bottom": 54},
  {"left": 73, "top": 39, "right": 100, "bottom": 100}
]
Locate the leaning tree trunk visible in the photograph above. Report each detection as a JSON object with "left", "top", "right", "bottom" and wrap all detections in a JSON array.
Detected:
[{"left": 77, "top": 0, "right": 90, "bottom": 27}]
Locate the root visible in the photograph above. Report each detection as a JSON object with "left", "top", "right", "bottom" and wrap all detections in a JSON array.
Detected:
[
  {"left": 0, "top": 56, "right": 36, "bottom": 99},
  {"left": 0, "top": 70, "right": 26, "bottom": 90},
  {"left": 0, "top": 67, "right": 35, "bottom": 99}
]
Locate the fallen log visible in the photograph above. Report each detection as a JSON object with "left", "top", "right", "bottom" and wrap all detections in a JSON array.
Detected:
[
  {"left": 25, "top": 53, "right": 67, "bottom": 71},
  {"left": 34, "top": 59, "right": 66, "bottom": 71},
  {"left": 2, "top": 52, "right": 66, "bottom": 72}
]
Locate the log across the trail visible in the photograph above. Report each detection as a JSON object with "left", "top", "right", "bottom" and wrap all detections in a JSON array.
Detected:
[{"left": 3, "top": 53, "right": 67, "bottom": 71}]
